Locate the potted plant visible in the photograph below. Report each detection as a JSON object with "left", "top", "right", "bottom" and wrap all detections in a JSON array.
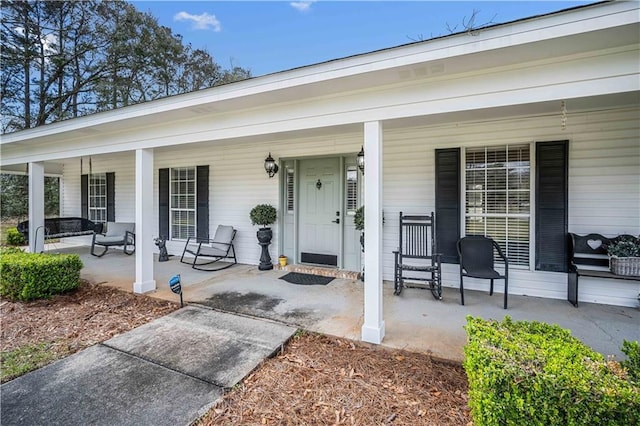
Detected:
[
  {"left": 354, "top": 206, "right": 364, "bottom": 250},
  {"left": 278, "top": 255, "right": 287, "bottom": 267},
  {"left": 250, "top": 204, "right": 277, "bottom": 270},
  {"left": 606, "top": 235, "right": 640, "bottom": 276}
]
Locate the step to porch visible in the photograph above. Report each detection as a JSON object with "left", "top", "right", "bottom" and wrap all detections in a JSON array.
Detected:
[{"left": 274, "top": 263, "right": 360, "bottom": 280}]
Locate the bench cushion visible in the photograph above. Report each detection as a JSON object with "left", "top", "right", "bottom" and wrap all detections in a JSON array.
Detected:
[
  {"left": 105, "top": 222, "right": 135, "bottom": 237},
  {"left": 209, "top": 225, "right": 234, "bottom": 252},
  {"left": 198, "top": 246, "right": 229, "bottom": 257},
  {"left": 94, "top": 235, "right": 129, "bottom": 245}
]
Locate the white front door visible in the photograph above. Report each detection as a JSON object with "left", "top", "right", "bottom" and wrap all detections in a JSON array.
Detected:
[{"left": 298, "top": 158, "right": 341, "bottom": 266}]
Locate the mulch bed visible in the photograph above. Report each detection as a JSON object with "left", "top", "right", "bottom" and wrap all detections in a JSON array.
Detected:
[
  {"left": 198, "top": 333, "right": 471, "bottom": 425},
  {"left": 0, "top": 281, "right": 178, "bottom": 382},
  {"left": 1, "top": 281, "right": 471, "bottom": 424}
]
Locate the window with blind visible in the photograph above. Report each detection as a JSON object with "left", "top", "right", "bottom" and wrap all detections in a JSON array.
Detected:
[
  {"left": 465, "top": 145, "right": 530, "bottom": 266},
  {"left": 346, "top": 166, "right": 358, "bottom": 215},
  {"left": 286, "top": 168, "right": 295, "bottom": 214},
  {"left": 89, "top": 173, "right": 107, "bottom": 223},
  {"left": 170, "top": 167, "right": 196, "bottom": 240}
]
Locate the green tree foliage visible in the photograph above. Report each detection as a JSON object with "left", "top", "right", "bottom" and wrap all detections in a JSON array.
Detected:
[
  {"left": 0, "top": 174, "right": 59, "bottom": 219},
  {"left": 1, "top": 0, "right": 251, "bottom": 133}
]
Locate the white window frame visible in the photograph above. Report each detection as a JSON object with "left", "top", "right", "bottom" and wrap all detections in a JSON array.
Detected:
[
  {"left": 169, "top": 167, "right": 197, "bottom": 241},
  {"left": 461, "top": 144, "right": 532, "bottom": 268},
  {"left": 88, "top": 173, "right": 107, "bottom": 223}
]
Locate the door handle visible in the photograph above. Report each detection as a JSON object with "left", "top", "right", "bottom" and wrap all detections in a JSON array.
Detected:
[{"left": 332, "top": 218, "right": 340, "bottom": 224}]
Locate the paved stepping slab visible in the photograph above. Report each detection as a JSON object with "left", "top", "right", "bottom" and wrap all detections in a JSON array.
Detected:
[
  {"left": 103, "top": 305, "right": 297, "bottom": 387},
  {"left": 0, "top": 345, "right": 221, "bottom": 426}
]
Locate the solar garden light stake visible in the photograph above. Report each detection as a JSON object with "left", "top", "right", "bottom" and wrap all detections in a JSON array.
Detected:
[{"left": 168, "top": 274, "right": 183, "bottom": 307}]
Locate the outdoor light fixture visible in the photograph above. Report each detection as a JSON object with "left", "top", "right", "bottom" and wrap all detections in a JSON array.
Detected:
[
  {"left": 356, "top": 146, "right": 365, "bottom": 174},
  {"left": 264, "top": 152, "right": 279, "bottom": 178}
]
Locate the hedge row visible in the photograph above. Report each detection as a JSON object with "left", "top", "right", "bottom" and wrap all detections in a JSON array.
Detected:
[
  {"left": 464, "top": 316, "right": 640, "bottom": 426},
  {"left": 0, "top": 248, "right": 83, "bottom": 301},
  {"left": 622, "top": 340, "right": 640, "bottom": 384}
]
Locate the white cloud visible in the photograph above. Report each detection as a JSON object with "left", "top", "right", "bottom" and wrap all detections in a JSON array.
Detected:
[
  {"left": 290, "top": 1, "right": 315, "bottom": 13},
  {"left": 13, "top": 27, "right": 57, "bottom": 55},
  {"left": 173, "top": 11, "right": 221, "bottom": 32}
]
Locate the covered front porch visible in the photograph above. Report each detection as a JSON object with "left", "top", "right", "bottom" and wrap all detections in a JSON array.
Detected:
[
  {"left": 49, "top": 241, "right": 640, "bottom": 361},
  {"left": 2, "top": 1, "right": 638, "bottom": 349}
]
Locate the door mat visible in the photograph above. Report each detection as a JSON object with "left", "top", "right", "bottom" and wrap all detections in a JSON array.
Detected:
[{"left": 279, "top": 272, "right": 334, "bottom": 286}]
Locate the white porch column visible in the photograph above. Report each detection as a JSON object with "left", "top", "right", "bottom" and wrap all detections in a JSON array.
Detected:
[
  {"left": 28, "top": 162, "right": 45, "bottom": 253},
  {"left": 134, "top": 149, "right": 156, "bottom": 293},
  {"left": 361, "top": 121, "right": 385, "bottom": 344}
]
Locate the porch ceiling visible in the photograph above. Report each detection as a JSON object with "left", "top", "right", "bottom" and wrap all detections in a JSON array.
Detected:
[
  {"left": 1, "top": 90, "right": 637, "bottom": 171},
  {"left": 383, "top": 91, "right": 640, "bottom": 130},
  {"left": 144, "top": 91, "right": 640, "bottom": 156}
]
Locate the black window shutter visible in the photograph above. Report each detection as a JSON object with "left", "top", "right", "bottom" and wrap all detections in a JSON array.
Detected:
[
  {"left": 81, "top": 174, "right": 88, "bottom": 219},
  {"left": 435, "top": 148, "right": 461, "bottom": 263},
  {"left": 159, "top": 168, "right": 169, "bottom": 240},
  {"left": 196, "top": 165, "right": 209, "bottom": 241},
  {"left": 535, "top": 140, "right": 569, "bottom": 272},
  {"left": 106, "top": 172, "right": 115, "bottom": 222}
]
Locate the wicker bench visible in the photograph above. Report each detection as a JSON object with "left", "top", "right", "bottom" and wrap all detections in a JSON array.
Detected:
[
  {"left": 17, "top": 217, "right": 102, "bottom": 242},
  {"left": 568, "top": 233, "right": 640, "bottom": 307}
]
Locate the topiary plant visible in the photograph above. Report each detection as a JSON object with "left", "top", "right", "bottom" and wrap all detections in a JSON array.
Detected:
[
  {"left": 250, "top": 204, "right": 277, "bottom": 228},
  {"left": 354, "top": 206, "right": 364, "bottom": 231}
]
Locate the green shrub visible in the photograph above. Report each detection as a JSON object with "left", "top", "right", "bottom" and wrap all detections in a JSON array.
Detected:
[
  {"left": 464, "top": 316, "right": 640, "bottom": 426},
  {"left": 5, "top": 227, "right": 25, "bottom": 246},
  {"left": 622, "top": 340, "right": 640, "bottom": 384},
  {"left": 354, "top": 206, "right": 364, "bottom": 231},
  {"left": 0, "top": 249, "right": 82, "bottom": 301}
]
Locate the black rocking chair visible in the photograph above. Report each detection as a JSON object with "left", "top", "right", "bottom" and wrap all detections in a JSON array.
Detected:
[
  {"left": 457, "top": 235, "right": 509, "bottom": 309},
  {"left": 393, "top": 212, "right": 442, "bottom": 300},
  {"left": 180, "top": 225, "right": 237, "bottom": 271}
]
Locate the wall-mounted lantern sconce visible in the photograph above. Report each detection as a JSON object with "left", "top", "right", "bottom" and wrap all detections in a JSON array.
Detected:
[
  {"left": 316, "top": 179, "right": 322, "bottom": 190},
  {"left": 264, "top": 152, "right": 279, "bottom": 178},
  {"left": 356, "top": 146, "right": 365, "bottom": 174}
]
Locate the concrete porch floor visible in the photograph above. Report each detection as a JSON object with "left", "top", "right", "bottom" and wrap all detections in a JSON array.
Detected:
[{"left": 52, "top": 242, "right": 640, "bottom": 362}]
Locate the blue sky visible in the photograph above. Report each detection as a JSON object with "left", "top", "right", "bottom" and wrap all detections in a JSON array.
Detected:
[{"left": 132, "top": 1, "right": 594, "bottom": 77}]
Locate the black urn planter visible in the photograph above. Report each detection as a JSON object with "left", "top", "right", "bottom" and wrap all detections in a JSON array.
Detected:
[{"left": 257, "top": 227, "right": 274, "bottom": 270}]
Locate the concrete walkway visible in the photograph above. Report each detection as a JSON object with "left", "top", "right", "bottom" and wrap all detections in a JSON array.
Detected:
[
  {"left": 43, "top": 244, "right": 640, "bottom": 361},
  {"left": 1, "top": 306, "right": 297, "bottom": 426}
]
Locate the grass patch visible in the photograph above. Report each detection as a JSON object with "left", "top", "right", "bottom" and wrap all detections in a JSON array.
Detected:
[{"left": 1, "top": 342, "right": 68, "bottom": 383}]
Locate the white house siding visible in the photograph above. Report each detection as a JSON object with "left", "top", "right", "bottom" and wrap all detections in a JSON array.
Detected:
[
  {"left": 382, "top": 106, "right": 639, "bottom": 307},
  {"left": 60, "top": 152, "right": 135, "bottom": 246},
  {"left": 194, "top": 135, "right": 363, "bottom": 266},
  {"left": 59, "top": 106, "right": 639, "bottom": 306},
  {"left": 61, "top": 133, "right": 364, "bottom": 266}
]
